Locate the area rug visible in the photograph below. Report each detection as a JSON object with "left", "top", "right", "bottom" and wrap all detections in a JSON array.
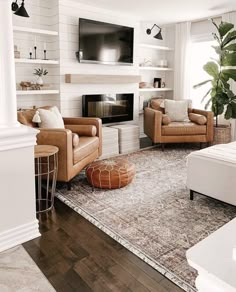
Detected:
[{"left": 56, "top": 147, "right": 236, "bottom": 291}]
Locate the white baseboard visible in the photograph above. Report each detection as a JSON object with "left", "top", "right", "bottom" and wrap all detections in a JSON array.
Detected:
[{"left": 0, "top": 220, "right": 40, "bottom": 252}]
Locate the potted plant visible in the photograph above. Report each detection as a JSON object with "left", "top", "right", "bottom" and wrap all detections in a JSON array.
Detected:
[
  {"left": 195, "top": 19, "right": 236, "bottom": 144},
  {"left": 33, "top": 68, "right": 48, "bottom": 86}
]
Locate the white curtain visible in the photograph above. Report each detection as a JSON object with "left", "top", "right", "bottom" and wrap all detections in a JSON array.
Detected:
[
  {"left": 222, "top": 12, "right": 236, "bottom": 141},
  {"left": 174, "top": 22, "right": 191, "bottom": 100}
]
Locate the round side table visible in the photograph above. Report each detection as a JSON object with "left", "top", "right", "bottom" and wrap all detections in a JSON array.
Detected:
[{"left": 34, "top": 145, "right": 59, "bottom": 213}]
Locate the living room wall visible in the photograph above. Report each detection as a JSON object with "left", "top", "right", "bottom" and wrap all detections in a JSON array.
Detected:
[{"left": 58, "top": 0, "right": 140, "bottom": 125}]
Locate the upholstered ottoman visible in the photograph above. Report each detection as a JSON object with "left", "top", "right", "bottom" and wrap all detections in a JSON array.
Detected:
[
  {"left": 187, "top": 142, "right": 236, "bottom": 205},
  {"left": 86, "top": 158, "right": 136, "bottom": 189}
]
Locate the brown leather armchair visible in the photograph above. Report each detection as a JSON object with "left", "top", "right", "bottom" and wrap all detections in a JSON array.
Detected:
[
  {"left": 17, "top": 107, "right": 102, "bottom": 189},
  {"left": 144, "top": 99, "right": 214, "bottom": 149}
]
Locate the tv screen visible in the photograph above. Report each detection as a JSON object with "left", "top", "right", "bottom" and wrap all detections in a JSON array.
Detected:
[{"left": 77, "top": 18, "right": 134, "bottom": 65}]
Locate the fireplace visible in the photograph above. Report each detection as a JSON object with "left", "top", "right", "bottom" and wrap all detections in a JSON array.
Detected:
[{"left": 82, "top": 94, "right": 134, "bottom": 124}]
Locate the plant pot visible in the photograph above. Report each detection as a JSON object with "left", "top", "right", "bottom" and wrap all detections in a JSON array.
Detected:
[
  {"left": 36, "top": 76, "right": 43, "bottom": 86},
  {"left": 213, "top": 124, "right": 231, "bottom": 145}
]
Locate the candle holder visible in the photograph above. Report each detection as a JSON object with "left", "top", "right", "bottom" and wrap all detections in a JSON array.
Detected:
[
  {"left": 29, "top": 52, "right": 32, "bottom": 59},
  {"left": 44, "top": 50, "right": 47, "bottom": 60},
  {"left": 34, "top": 46, "right": 37, "bottom": 59}
]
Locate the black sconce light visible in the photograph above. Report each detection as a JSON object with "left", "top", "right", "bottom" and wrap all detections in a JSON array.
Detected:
[
  {"left": 12, "top": 0, "right": 30, "bottom": 18},
  {"left": 146, "top": 24, "right": 163, "bottom": 40}
]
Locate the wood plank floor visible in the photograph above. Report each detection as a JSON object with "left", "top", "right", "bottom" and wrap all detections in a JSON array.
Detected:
[{"left": 23, "top": 199, "right": 184, "bottom": 292}]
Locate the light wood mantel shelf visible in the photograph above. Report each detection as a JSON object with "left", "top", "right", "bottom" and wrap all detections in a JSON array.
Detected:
[{"left": 65, "top": 74, "right": 141, "bottom": 84}]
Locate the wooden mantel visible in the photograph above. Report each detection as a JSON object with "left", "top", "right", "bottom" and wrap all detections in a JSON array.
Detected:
[{"left": 65, "top": 74, "right": 141, "bottom": 84}]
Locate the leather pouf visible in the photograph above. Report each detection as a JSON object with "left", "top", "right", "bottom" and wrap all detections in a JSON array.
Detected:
[{"left": 86, "top": 158, "right": 136, "bottom": 189}]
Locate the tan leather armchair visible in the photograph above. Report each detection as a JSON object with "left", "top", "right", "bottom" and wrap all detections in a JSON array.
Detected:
[
  {"left": 17, "top": 108, "right": 102, "bottom": 189},
  {"left": 144, "top": 99, "right": 214, "bottom": 149}
]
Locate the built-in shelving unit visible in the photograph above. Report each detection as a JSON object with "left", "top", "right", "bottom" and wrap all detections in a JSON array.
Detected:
[
  {"left": 15, "top": 58, "right": 59, "bottom": 65},
  {"left": 139, "top": 88, "right": 173, "bottom": 92},
  {"left": 13, "top": 26, "right": 58, "bottom": 36},
  {"left": 139, "top": 43, "right": 174, "bottom": 51},
  {"left": 16, "top": 90, "right": 59, "bottom": 95},
  {"left": 139, "top": 66, "right": 173, "bottom": 71}
]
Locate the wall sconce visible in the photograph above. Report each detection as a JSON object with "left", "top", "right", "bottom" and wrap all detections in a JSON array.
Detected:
[
  {"left": 12, "top": 0, "right": 29, "bottom": 18},
  {"left": 146, "top": 24, "right": 163, "bottom": 40}
]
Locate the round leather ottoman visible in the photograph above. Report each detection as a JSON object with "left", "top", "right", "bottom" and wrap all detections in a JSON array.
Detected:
[{"left": 86, "top": 158, "right": 136, "bottom": 189}]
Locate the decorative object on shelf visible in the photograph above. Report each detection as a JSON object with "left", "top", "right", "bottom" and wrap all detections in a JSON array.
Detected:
[
  {"left": 154, "top": 77, "right": 162, "bottom": 88},
  {"left": 19, "top": 81, "right": 41, "bottom": 91},
  {"left": 20, "top": 81, "right": 31, "bottom": 90},
  {"left": 161, "top": 81, "right": 166, "bottom": 88},
  {"left": 146, "top": 24, "right": 163, "bottom": 40},
  {"left": 140, "top": 58, "right": 153, "bottom": 67},
  {"left": 29, "top": 47, "right": 32, "bottom": 59},
  {"left": 43, "top": 43, "right": 47, "bottom": 60},
  {"left": 14, "top": 45, "right": 20, "bottom": 58},
  {"left": 158, "top": 59, "right": 168, "bottom": 68},
  {"left": 12, "top": 0, "right": 29, "bottom": 18},
  {"left": 139, "top": 82, "right": 151, "bottom": 89},
  {"left": 33, "top": 67, "right": 48, "bottom": 85}
]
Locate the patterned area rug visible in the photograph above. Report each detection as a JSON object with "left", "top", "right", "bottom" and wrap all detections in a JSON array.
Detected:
[{"left": 56, "top": 147, "right": 236, "bottom": 291}]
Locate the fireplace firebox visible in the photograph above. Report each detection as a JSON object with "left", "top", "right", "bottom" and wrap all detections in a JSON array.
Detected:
[{"left": 82, "top": 94, "right": 134, "bottom": 124}]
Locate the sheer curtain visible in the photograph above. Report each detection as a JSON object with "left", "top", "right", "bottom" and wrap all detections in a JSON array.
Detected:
[
  {"left": 222, "top": 12, "right": 236, "bottom": 141},
  {"left": 174, "top": 22, "right": 191, "bottom": 100}
]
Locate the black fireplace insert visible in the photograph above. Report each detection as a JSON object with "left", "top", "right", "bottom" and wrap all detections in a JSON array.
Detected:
[{"left": 82, "top": 94, "right": 134, "bottom": 124}]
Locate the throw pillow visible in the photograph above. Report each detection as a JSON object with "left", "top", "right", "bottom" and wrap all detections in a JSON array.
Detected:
[
  {"left": 162, "top": 114, "right": 171, "bottom": 125},
  {"left": 164, "top": 100, "right": 189, "bottom": 122},
  {"left": 33, "top": 106, "right": 65, "bottom": 128},
  {"left": 72, "top": 133, "right": 80, "bottom": 148},
  {"left": 189, "top": 113, "right": 207, "bottom": 125}
]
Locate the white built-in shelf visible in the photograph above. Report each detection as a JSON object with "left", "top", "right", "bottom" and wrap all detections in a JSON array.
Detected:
[
  {"left": 15, "top": 58, "right": 59, "bottom": 65},
  {"left": 139, "top": 88, "right": 173, "bottom": 92},
  {"left": 139, "top": 43, "right": 174, "bottom": 51},
  {"left": 139, "top": 66, "right": 173, "bottom": 71},
  {"left": 13, "top": 26, "right": 58, "bottom": 36},
  {"left": 16, "top": 90, "right": 59, "bottom": 95}
]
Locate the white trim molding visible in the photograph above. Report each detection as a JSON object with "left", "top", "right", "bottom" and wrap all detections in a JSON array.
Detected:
[
  {"left": 0, "top": 126, "right": 39, "bottom": 152},
  {"left": 0, "top": 220, "right": 40, "bottom": 253}
]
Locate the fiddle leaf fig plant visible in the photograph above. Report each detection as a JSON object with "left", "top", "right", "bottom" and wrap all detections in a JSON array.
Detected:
[{"left": 194, "top": 20, "right": 236, "bottom": 126}]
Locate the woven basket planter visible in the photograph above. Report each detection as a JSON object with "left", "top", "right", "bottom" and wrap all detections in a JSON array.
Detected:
[{"left": 213, "top": 125, "right": 231, "bottom": 145}]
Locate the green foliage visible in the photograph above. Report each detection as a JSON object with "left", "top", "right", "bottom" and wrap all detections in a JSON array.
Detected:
[
  {"left": 33, "top": 68, "right": 48, "bottom": 77},
  {"left": 195, "top": 19, "right": 236, "bottom": 124}
]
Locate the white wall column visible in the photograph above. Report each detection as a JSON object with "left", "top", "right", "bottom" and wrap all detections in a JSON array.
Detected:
[
  {"left": 0, "top": 0, "right": 40, "bottom": 252},
  {"left": 0, "top": 0, "right": 18, "bottom": 128}
]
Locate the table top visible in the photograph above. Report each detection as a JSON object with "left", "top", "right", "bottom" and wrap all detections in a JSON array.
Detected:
[
  {"left": 186, "top": 217, "right": 236, "bottom": 289},
  {"left": 34, "top": 145, "right": 59, "bottom": 158}
]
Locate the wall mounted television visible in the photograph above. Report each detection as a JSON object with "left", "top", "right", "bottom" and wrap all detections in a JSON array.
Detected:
[{"left": 76, "top": 18, "right": 134, "bottom": 65}]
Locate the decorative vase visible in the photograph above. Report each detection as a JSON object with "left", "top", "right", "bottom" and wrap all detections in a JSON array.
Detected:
[
  {"left": 213, "top": 125, "right": 231, "bottom": 145},
  {"left": 36, "top": 76, "right": 43, "bottom": 86}
]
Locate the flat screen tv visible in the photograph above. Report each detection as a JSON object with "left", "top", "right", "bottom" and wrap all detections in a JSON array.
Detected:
[{"left": 77, "top": 18, "right": 134, "bottom": 65}]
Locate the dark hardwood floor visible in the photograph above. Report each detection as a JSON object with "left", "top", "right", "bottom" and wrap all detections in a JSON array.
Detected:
[{"left": 23, "top": 199, "right": 183, "bottom": 292}]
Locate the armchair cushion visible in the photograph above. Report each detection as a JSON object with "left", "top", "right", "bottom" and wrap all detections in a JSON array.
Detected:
[
  {"left": 73, "top": 137, "right": 99, "bottom": 164},
  {"left": 189, "top": 113, "right": 207, "bottom": 125},
  {"left": 162, "top": 114, "right": 171, "bottom": 125},
  {"left": 150, "top": 98, "right": 165, "bottom": 113},
  {"left": 162, "top": 122, "right": 207, "bottom": 136},
  {"left": 72, "top": 133, "right": 80, "bottom": 148},
  {"left": 165, "top": 100, "right": 189, "bottom": 122},
  {"left": 65, "top": 124, "right": 97, "bottom": 137},
  {"left": 36, "top": 106, "right": 64, "bottom": 129}
]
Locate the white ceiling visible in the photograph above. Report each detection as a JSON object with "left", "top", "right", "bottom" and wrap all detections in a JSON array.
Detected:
[{"left": 76, "top": 0, "right": 236, "bottom": 24}]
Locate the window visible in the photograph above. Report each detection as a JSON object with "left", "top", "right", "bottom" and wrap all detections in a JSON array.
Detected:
[{"left": 189, "top": 40, "right": 217, "bottom": 109}]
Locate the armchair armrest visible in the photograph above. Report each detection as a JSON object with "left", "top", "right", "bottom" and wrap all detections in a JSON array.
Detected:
[
  {"left": 63, "top": 117, "right": 102, "bottom": 156},
  {"left": 192, "top": 109, "right": 214, "bottom": 142},
  {"left": 37, "top": 128, "right": 73, "bottom": 181},
  {"left": 144, "top": 107, "right": 162, "bottom": 143}
]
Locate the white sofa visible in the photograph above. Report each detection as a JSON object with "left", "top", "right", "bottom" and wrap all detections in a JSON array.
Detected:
[{"left": 187, "top": 142, "right": 236, "bottom": 206}]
